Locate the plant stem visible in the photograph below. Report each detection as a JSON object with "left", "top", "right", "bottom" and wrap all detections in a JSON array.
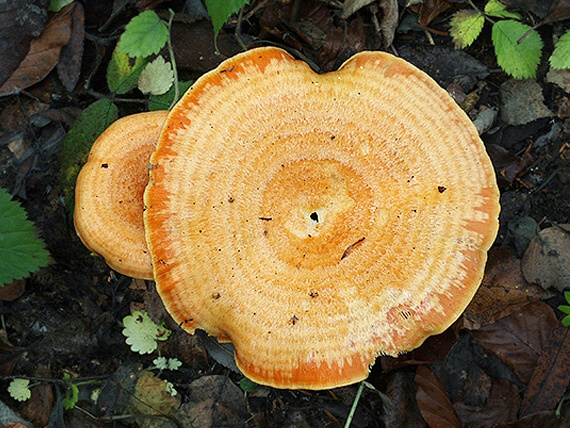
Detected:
[
  {"left": 166, "top": 9, "right": 179, "bottom": 111},
  {"left": 343, "top": 381, "right": 365, "bottom": 428}
]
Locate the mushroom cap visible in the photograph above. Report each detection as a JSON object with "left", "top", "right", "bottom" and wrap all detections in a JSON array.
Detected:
[
  {"left": 144, "top": 47, "right": 500, "bottom": 389},
  {"left": 75, "top": 110, "right": 168, "bottom": 279}
]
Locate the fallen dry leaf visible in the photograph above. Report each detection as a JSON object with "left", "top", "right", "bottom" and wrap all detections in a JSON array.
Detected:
[
  {"left": 418, "top": 0, "right": 452, "bottom": 28},
  {"left": 522, "top": 224, "right": 570, "bottom": 292},
  {"left": 175, "top": 375, "right": 248, "bottom": 428},
  {"left": 453, "top": 379, "right": 520, "bottom": 427},
  {"left": 470, "top": 301, "right": 559, "bottom": 383},
  {"left": 0, "top": 0, "right": 49, "bottom": 87},
  {"left": 0, "top": 5, "right": 73, "bottom": 96},
  {"left": 415, "top": 365, "right": 461, "bottom": 428},
  {"left": 57, "top": 2, "right": 84, "bottom": 92},
  {"left": 382, "top": 371, "right": 427, "bottom": 427},
  {"left": 519, "top": 325, "right": 570, "bottom": 416},
  {"left": 487, "top": 144, "right": 530, "bottom": 187},
  {"left": 461, "top": 247, "right": 554, "bottom": 330},
  {"left": 499, "top": 79, "right": 553, "bottom": 126}
]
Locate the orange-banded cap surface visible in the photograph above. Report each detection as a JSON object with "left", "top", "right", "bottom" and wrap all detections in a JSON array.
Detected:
[
  {"left": 75, "top": 110, "right": 168, "bottom": 279},
  {"left": 144, "top": 47, "right": 500, "bottom": 389}
]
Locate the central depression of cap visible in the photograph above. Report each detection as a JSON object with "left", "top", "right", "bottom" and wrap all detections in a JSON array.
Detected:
[{"left": 144, "top": 47, "right": 500, "bottom": 389}]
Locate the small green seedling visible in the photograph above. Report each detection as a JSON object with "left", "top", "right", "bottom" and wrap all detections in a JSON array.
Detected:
[
  {"left": 8, "top": 379, "right": 31, "bottom": 402},
  {"left": 61, "top": 373, "right": 79, "bottom": 410},
  {"left": 122, "top": 311, "right": 172, "bottom": 354},
  {"left": 152, "top": 356, "right": 182, "bottom": 371},
  {"left": 449, "top": 0, "right": 570, "bottom": 78},
  {"left": 239, "top": 377, "right": 258, "bottom": 392},
  {"left": 558, "top": 291, "right": 570, "bottom": 327}
]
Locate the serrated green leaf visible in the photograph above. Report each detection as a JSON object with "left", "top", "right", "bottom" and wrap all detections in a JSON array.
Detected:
[
  {"left": 550, "top": 30, "right": 570, "bottom": 69},
  {"left": 8, "top": 379, "right": 31, "bottom": 402},
  {"left": 492, "top": 20, "right": 543, "bottom": 79},
  {"left": 0, "top": 188, "right": 50, "bottom": 286},
  {"left": 148, "top": 80, "right": 193, "bottom": 111},
  {"left": 205, "top": 0, "right": 250, "bottom": 38},
  {"left": 485, "top": 0, "right": 521, "bottom": 19},
  {"left": 107, "top": 44, "right": 149, "bottom": 94},
  {"left": 59, "top": 99, "right": 118, "bottom": 211},
  {"left": 138, "top": 55, "right": 174, "bottom": 95},
  {"left": 122, "top": 311, "right": 171, "bottom": 355},
  {"left": 117, "top": 11, "right": 168, "bottom": 58},
  {"left": 449, "top": 10, "right": 485, "bottom": 49}
]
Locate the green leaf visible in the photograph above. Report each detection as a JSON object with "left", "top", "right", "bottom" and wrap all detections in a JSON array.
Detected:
[
  {"left": 49, "top": 0, "right": 74, "bottom": 12},
  {"left": 449, "top": 10, "right": 485, "bottom": 49},
  {"left": 492, "top": 20, "right": 543, "bottom": 79},
  {"left": 205, "top": 0, "right": 250, "bottom": 39},
  {"left": 107, "top": 44, "right": 149, "bottom": 94},
  {"left": 59, "top": 99, "right": 118, "bottom": 211},
  {"left": 122, "top": 311, "right": 171, "bottom": 354},
  {"left": 550, "top": 30, "right": 570, "bottom": 69},
  {"left": 138, "top": 55, "right": 174, "bottom": 95},
  {"left": 239, "top": 377, "right": 258, "bottom": 392},
  {"left": 0, "top": 188, "right": 50, "bottom": 286},
  {"left": 484, "top": 0, "right": 521, "bottom": 19},
  {"left": 8, "top": 379, "right": 31, "bottom": 402},
  {"left": 565, "top": 291, "right": 570, "bottom": 304},
  {"left": 117, "top": 11, "right": 168, "bottom": 58},
  {"left": 61, "top": 374, "right": 79, "bottom": 410},
  {"left": 558, "top": 305, "right": 570, "bottom": 315},
  {"left": 563, "top": 315, "right": 570, "bottom": 327},
  {"left": 148, "top": 80, "right": 193, "bottom": 111}
]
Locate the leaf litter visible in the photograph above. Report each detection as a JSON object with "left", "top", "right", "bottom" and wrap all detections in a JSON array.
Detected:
[{"left": 0, "top": 0, "right": 568, "bottom": 426}]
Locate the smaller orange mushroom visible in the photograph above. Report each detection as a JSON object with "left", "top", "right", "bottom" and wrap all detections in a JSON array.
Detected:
[{"left": 74, "top": 110, "right": 168, "bottom": 279}]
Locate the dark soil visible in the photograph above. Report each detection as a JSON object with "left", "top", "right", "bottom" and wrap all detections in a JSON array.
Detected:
[{"left": 0, "top": 1, "right": 568, "bottom": 427}]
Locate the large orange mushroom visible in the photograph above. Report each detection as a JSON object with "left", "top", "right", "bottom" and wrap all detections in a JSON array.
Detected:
[
  {"left": 144, "top": 47, "right": 500, "bottom": 389},
  {"left": 75, "top": 110, "right": 168, "bottom": 279}
]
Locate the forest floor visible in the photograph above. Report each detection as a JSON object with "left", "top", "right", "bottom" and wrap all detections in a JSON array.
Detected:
[{"left": 0, "top": 0, "right": 569, "bottom": 427}]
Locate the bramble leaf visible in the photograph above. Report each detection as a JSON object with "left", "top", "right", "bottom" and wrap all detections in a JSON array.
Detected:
[
  {"left": 449, "top": 10, "right": 485, "bottom": 49},
  {"left": 205, "top": 0, "right": 250, "bottom": 39},
  {"left": 138, "top": 55, "right": 174, "bottom": 95},
  {"left": 122, "top": 311, "right": 171, "bottom": 354},
  {"left": 59, "top": 99, "right": 118, "bottom": 211},
  {"left": 492, "top": 20, "right": 543, "bottom": 79},
  {"left": 485, "top": 0, "right": 521, "bottom": 19},
  {"left": 8, "top": 379, "right": 31, "bottom": 402},
  {"left": 550, "top": 30, "right": 570, "bottom": 69},
  {"left": 107, "top": 44, "right": 149, "bottom": 94},
  {"left": 117, "top": 11, "right": 168, "bottom": 58},
  {"left": 0, "top": 188, "right": 50, "bottom": 286}
]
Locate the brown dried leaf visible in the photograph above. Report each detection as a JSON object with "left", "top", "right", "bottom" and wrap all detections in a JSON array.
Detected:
[
  {"left": 453, "top": 379, "right": 520, "bottom": 427},
  {"left": 341, "top": 0, "right": 375, "bottom": 18},
  {"left": 470, "top": 301, "right": 559, "bottom": 383},
  {"left": 0, "top": 0, "right": 49, "bottom": 87},
  {"left": 544, "top": 0, "right": 570, "bottom": 22},
  {"left": 500, "top": 79, "right": 553, "bottom": 126},
  {"left": 520, "top": 325, "right": 570, "bottom": 416},
  {"left": 379, "top": 0, "right": 399, "bottom": 47},
  {"left": 418, "top": 0, "right": 452, "bottom": 28},
  {"left": 176, "top": 375, "right": 248, "bottom": 428},
  {"left": 383, "top": 371, "right": 427, "bottom": 427},
  {"left": 495, "top": 401, "right": 570, "bottom": 427},
  {"left": 522, "top": 224, "right": 570, "bottom": 292},
  {"left": 462, "top": 247, "right": 554, "bottom": 330},
  {"left": 0, "top": 5, "right": 72, "bottom": 96},
  {"left": 0, "top": 279, "right": 26, "bottom": 301},
  {"left": 487, "top": 144, "right": 529, "bottom": 187},
  {"left": 415, "top": 365, "right": 461, "bottom": 428},
  {"left": 25, "top": 384, "right": 54, "bottom": 428},
  {"left": 57, "top": 2, "right": 84, "bottom": 92}
]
